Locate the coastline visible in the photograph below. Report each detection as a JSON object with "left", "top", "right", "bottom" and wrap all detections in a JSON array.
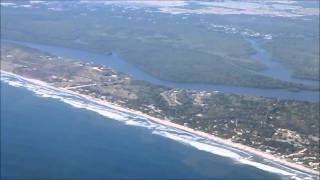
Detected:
[{"left": 1, "top": 70, "right": 319, "bottom": 177}]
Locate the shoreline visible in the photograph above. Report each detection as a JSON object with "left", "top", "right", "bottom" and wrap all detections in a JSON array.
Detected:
[{"left": 1, "top": 70, "right": 319, "bottom": 177}]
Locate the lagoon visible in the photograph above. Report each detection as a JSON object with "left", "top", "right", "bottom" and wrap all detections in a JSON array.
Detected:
[{"left": 5, "top": 40, "right": 319, "bottom": 102}]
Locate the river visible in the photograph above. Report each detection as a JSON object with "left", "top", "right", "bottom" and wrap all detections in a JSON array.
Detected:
[
  {"left": 3, "top": 40, "right": 319, "bottom": 102},
  {"left": 247, "top": 38, "right": 318, "bottom": 86}
]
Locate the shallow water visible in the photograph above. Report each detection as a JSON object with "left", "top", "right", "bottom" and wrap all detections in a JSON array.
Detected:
[
  {"left": 1, "top": 82, "right": 284, "bottom": 179},
  {"left": 1, "top": 71, "right": 315, "bottom": 179}
]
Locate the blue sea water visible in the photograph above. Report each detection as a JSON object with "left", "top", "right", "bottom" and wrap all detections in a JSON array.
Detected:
[{"left": 0, "top": 83, "right": 282, "bottom": 179}]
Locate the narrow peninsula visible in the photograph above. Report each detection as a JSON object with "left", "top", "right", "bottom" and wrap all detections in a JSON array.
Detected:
[{"left": 1, "top": 42, "right": 319, "bottom": 177}]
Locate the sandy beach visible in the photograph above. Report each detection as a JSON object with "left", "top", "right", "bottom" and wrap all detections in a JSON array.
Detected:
[{"left": 1, "top": 70, "right": 319, "bottom": 177}]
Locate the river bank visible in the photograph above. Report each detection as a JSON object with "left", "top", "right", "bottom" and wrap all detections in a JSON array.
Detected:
[{"left": 3, "top": 40, "right": 319, "bottom": 102}]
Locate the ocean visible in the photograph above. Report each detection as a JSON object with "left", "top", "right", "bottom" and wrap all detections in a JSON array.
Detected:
[{"left": 0, "top": 81, "right": 287, "bottom": 179}]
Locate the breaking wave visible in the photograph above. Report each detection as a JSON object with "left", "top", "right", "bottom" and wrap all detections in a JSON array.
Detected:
[{"left": 0, "top": 71, "right": 315, "bottom": 179}]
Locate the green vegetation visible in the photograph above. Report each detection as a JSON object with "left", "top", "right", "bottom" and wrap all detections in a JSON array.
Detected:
[
  {"left": 212, "top": 15, "right": 320, "bottom": 80},
  {"left": 262, "top": 37, "right": 319, "bottom": 80},
  {"left": 1, "top": 43, "right": 319, "bottom": 170},
  {"left": 1, "top": 4, "right": 318, "bottom": 90}
]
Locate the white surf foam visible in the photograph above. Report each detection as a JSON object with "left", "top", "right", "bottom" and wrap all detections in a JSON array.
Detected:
[
  {"left": 239, "top": 159, "right": 294, "bottom": 176},
  {"left": 161, "top": 131, "right": 242, "bottom": 160},
  {"left": 0, "top": 71, "right": 314, "bottom": 179}
]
